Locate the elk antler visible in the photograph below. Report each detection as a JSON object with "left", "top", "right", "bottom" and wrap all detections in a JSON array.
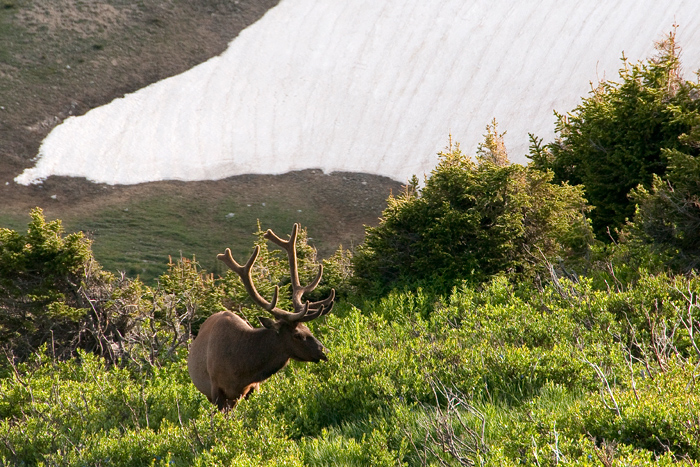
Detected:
[{"left": 217, "top": 224, "right": 335, "bottom": 323}]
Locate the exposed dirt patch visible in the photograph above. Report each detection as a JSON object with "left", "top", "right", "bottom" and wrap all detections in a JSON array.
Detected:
[{"left": 16, "top": 0, "right": 134, "bottom": 38}]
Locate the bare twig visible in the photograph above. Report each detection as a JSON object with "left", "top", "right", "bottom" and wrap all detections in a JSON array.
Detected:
[
  {"left": 410, "top": 377, "right": 488, "bottom": 466},
  {"left": 579, "top": 348, "right": 621, "bottom": 418}
]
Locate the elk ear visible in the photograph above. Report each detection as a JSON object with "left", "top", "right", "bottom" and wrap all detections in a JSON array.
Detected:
[{"left": 258, "top": 317, "right": 281, "bottom": 332}]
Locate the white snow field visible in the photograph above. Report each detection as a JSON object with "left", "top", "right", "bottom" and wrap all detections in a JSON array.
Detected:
[{"left": 15, "top": 0, "right": 700, "bottom": 186}]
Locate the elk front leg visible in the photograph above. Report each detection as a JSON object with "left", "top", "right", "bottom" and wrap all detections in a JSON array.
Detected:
[
  {"left": 211, "top": 384, "right": 241, "bottom": 411},
  {"left": 243, "top": 382, "right": 260, "bottom": 400}
]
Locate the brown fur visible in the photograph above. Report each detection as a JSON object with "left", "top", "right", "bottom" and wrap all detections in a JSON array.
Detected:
[{"left": 187, "top": 310, "right": 327, "bottom": 410}]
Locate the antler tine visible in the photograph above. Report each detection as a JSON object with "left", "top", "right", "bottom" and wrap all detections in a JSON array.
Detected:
[
  {"left": 296, "top": 289, "right": 336, "bottom": 323},
  {"left": 217, "top": 247, "right": 280, "bottom": 312},
  {"left": 264, "top": 223, "right": 308, "bottom": 313},
  {"left": 217, "top": 246, "right": 252, "bottom": 274},
  {"left": 229, "top": 223, "right": 336, "bottom": 324},
  {"left": 302, "top": 264, "right": 324, "bottom": 294},
  {"left": 308, "top": 288, "right": 335, "bottom": 314},
  {"left": 296, "top": 305, "right": 325, "bottom": 323},
  {"left": 263, "top": 223, "right": 297, "bottom": 247},
  {"left": 264, "top": 223, "right": 302, "bottom": 289}
]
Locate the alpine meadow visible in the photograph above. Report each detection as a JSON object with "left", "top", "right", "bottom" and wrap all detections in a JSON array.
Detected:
[{"left": 2, "top": 29, "right": 700, "bottom": 467}]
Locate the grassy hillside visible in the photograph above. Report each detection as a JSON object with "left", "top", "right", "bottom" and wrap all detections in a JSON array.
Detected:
[
  {"left": 0, "top": 170, "right": 399, "bottom": 283},
  {"left": 1, "top": 274, "right": 698, "bottom": 465},
  {"left": 1, "top": 196, "right": 698, "bottom": 465}
]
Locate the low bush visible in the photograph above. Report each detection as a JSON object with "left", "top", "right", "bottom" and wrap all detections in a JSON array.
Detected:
[
  {"left": 1, "top": 269, "right": 696, "bottom": 465},
  {"left": 0, "top": 208, "right": 94, "bottom": 360},
  {"left": 352, "top": 134, "right": 593, "bottom": 298}
]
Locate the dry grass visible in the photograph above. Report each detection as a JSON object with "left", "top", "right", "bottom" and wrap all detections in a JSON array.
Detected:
[{"left": 16, "top": 0, "right": 135, "bottom": 38}]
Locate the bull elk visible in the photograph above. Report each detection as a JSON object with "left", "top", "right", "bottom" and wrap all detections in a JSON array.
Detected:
[{"left": 187, "top": 224, "right": 335, "bottom": 410}]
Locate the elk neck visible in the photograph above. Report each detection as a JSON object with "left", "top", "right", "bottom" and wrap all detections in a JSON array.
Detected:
[{"left": 243, "top": 326, "right": 292, "bottom": 381}]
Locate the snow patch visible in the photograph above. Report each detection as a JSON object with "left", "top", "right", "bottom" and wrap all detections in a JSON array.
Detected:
[{"left": 15, "top": 0, "right": 700, "bottom": 186}]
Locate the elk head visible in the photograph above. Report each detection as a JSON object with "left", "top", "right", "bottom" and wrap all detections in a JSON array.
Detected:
[{"left": 218, "top": 223, "right": 335, "bottom": 355}]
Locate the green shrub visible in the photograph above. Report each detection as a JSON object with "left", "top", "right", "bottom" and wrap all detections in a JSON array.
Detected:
[
  {"left": 0, "top": 270, "right": 698, "bottom": 465},
  {"left": 353, "top": 134, "right": 593, "bottom": 297},
  {"left": 566, "top": 361, "right": 700, "bottom": 459},
  {"left": 626, "top": 146, "right": 700, "bottom": 272},
  {"left": 531, "top": 30, "right": 700, "bottom": 238},
  {"left": 301, "top": 425, "right": 402, "bottom": 467},
  {"left": 0, "top": 208, "right": 93, "bottom": 359},
  {"left": 0, "top": 349, "right": 304, "bottom": 466}
]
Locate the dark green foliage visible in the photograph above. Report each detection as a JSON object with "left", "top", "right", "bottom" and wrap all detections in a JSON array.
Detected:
[
  {"left": 530, "top": 31, "right": 700, "bottom": 238},
  {"left": 626, "top": 145, "right": 700, "bottom": 271},
  {"left": 0, "top": 208, "right": 92, "bottom": 359},
  {"left": 155, "top": 256, "right": 226, "bottom": 339},
  {"left": 353, "top": 138, "right": 593, "bottom": 297}
]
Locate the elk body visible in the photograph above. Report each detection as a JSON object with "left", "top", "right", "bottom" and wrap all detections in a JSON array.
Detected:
[{"left": 187, "top": 224, "right": 334, "bottom": 410}]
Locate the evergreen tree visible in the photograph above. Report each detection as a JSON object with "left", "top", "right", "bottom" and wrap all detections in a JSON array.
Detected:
[
  {"left": 0, "top": 208, "right": 93, "bottom": 359},
  {"left": 627, "top": 143, "right": 700, "bottom": 272},
  {"left": 353, "top": 130, "right": 593, "bottom": 297},
  {"left": 530, "top": 30, "right": 700, "bottom": 238}
]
